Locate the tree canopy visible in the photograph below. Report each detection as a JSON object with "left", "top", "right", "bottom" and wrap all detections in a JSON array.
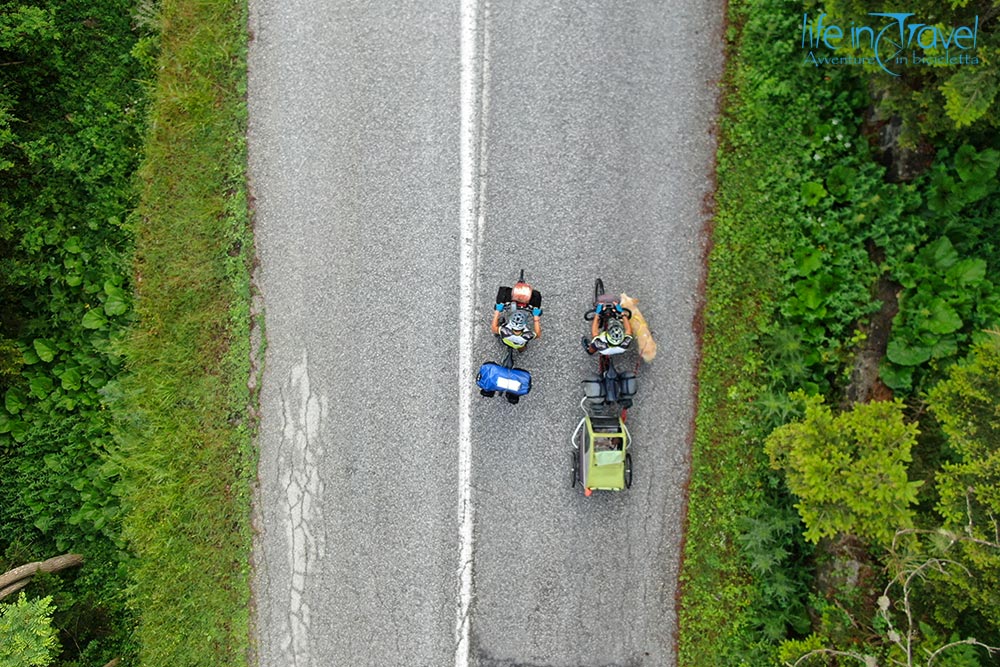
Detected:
[
  {"left": 815, "top": 0, "right": 999, "bottom": 141},
  {"left": 765, "top": 392, "right": 922, "bottom": 545}
]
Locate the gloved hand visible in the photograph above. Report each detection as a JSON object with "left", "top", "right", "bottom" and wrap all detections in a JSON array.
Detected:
[
  {"left": 595, "top": 304, "right": 604, "bottom": 314},
  {"left": 532, "top": 307, "right": 542, "bottom": 317},
  {"left": 615, "top": 303, "right": 623, "bottom": 313},
  {"left": 495, "top": 303, "right": 504, "bottom": 312}
]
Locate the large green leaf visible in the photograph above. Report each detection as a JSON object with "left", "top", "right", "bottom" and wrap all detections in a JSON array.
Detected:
[
  {"left": 29, "top": 375, "right": 54, "bottom": 399},
  {"left": 103, "top": 290, "right": 128, "bottom": 316},
  {"left": 956, "top": 177, "right": 993, "bottom": 204},
  {"left": 926, "top": 171, "right": 957, "bottom": 213},
  {"left": 930, "top": 335, "right": 959, "bottom": 360},
  {"left": 925, "top": 299, "right": 963, "bottom": 335},
  {"left": 920, "top": 236, "right": 958, "bottom": 271},
  {"left": 886, "top": 339, "right": 932, "bottom": 366},
  {"left": 32, "top": 338, "right": 56, "bottom": 362},
  {"left": 880, "top": 362, "right": 913, "bottom": 392},
  {"left": 4, "top": 388, "right": 27, "bottom": 414},
  {"left": 63, "top": 235, "right": 82, "bottom": 254},
  {"left": 794, "top": 248, "right": 823, "bottom": 276},
  {"left": 21, "top": 347, "right": 40, "bottom": 365},
  {"left": 59, "top": 367, "right": 82, "bottom": 391},
  {"left": 947, "top": 257, "right": 986, "bottom": 287},
  {"left": 103, "top": 281, "right": 129, "bottom": 315},
  {"left": 795, "top": 282, "right": 822, "bottom": 310},
  {"left": 953, "top": 144, "right": 1000, "bottom": 183},
  {"left": 81, "top": 308, "right": 107, "bottom": 329},
  {"left": 9, "top": 419, "right": 29, "bottom": 443}
]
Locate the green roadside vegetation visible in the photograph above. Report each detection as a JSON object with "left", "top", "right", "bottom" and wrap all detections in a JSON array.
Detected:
[
  {"left": 118, "top": 0, "right": 255, "bottom": 664},
  {"left": 1, "top": 2, "right": 149, "bottom": 664},
  {"left": 1, "top": 0, "right": 254, "bottom": 665},
  {"left": 678, "top": 0, "right": 999, "bottom": 665}
]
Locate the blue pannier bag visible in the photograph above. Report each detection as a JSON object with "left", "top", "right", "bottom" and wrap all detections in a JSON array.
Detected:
[{"left": 476, "top": 362, "right": 531, "bottom": 396}]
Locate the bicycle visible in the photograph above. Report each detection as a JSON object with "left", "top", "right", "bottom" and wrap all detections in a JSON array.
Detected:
[
  {"left": 476, "top": 270, "right": 542, "bottom": 405},
  {"left": 582, "top": 277, "right": 637, "bottom": 413}
]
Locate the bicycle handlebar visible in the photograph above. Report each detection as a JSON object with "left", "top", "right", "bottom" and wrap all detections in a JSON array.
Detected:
[{"left": 584, "top": 307, "right": 632, "bottom": 322}]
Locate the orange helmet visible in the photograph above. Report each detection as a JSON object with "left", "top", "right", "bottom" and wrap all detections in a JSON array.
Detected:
[{"left": 511, "top": 282, "right": 533, "bottom": 304}]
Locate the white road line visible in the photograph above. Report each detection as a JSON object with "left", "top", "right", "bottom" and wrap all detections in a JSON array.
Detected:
[
  {"left": 477, "top": 0, "right": 492, "bottom": 236},
  {"left": 456, "top": 0, "right": 486, "bottom": 665}
]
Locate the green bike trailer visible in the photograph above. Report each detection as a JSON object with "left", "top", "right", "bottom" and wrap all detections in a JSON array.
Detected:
[{"left": 571, "top": 409, "right": 632, "bottom": 496}]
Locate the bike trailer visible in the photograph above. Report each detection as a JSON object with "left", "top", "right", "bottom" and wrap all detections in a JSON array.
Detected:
[
  {"left": 476, "top": 362, "right": 531, "bottom": 396},
  {"left": 571, "top": 411, "right": 633, "bottom": 495}
]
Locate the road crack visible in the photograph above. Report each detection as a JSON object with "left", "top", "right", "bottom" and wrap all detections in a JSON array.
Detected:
[{"left": 277, "top": 351, "right": 327, "bottom": 667}]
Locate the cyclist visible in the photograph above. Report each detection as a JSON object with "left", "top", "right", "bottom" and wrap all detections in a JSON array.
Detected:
[{"left": 583, "top": 303, "right": 632, "bottom": 355}]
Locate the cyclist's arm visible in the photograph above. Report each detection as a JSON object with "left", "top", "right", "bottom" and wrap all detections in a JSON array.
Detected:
[
  {"left": 624, "top": 315, "right": 633, "bottom": 336},
  {"left": 491, "top": 310, "right": 501, "bottom": 334},
  {"left": 533, "top": 316, "right": 541, "bottom": 339},
  {"left": 591, "top": 315, "right": 600, "bottom": 339}
]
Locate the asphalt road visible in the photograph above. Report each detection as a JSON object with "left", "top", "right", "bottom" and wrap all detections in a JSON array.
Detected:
[{"left": 248, "top": 2, "right": 723, "bottom": 666}]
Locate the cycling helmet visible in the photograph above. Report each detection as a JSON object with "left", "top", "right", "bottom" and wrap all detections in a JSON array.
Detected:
[
  {"left": 512, "top": 282, "right": 533, "bottom": 304},
  {"left": 507, "top": 309, "right": 529, "bottom": 331},
  {"left": 606, "top": 319, "right": 625, "bottom": 346}
]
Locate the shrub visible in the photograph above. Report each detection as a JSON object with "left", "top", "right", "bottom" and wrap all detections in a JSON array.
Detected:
[
  {"left": 765, "top": 393, "right": 922, "bottom": 545},
  {"left": 923, "top": 332, "right": 1000, "bottom": 639},
  {"left": 0, "top": 593, "right": 58, "bottom": 667}
]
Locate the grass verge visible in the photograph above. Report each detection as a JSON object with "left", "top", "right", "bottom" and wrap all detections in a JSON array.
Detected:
[
  {"left": 677, "top": 0, "right": 805, "bottom": 663},
  {"left": 117, "top": 1, "right": 256, "bottom": 665}
]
